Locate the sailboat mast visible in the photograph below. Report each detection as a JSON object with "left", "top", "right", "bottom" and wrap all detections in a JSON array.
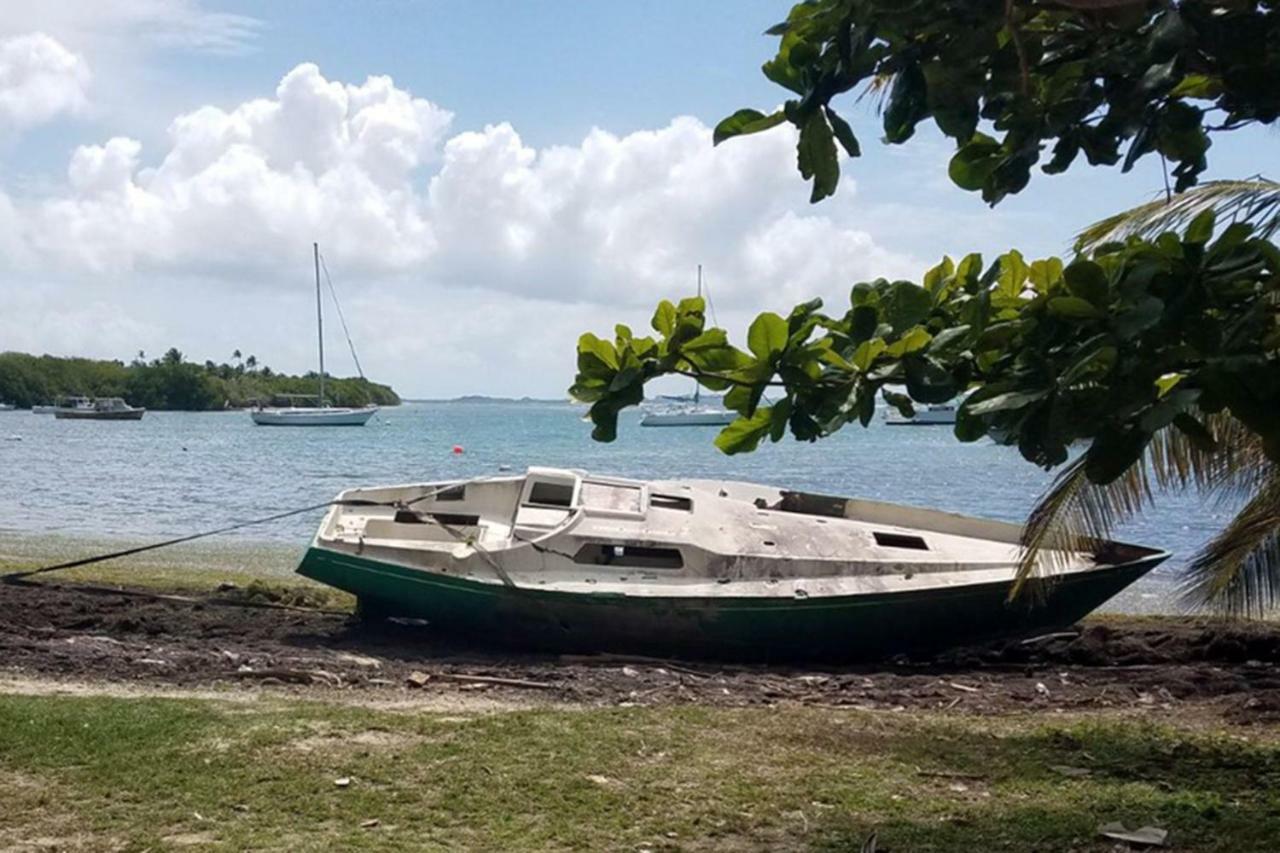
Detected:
[
  {"left": 315, "top": 242, "right": 325, "bottom": 407},
  {"left": 694, "top": 264, "right": 702, "bottom": 405}
]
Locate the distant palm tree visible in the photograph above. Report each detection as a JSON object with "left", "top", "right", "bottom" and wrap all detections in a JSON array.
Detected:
[
  {"left": 245, "top": 354, "right": 258, "bottom": 372},
  {"left": 1014, "top": 181, "right": 1280, "bottom": 616}
]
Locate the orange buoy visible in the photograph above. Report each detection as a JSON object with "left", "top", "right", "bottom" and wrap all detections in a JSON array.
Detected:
[{"left": 452, "top": 444, "right": 464, "bottom": 454}]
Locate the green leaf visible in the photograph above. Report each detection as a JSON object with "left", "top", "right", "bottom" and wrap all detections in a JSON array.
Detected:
[
  {"left": 577, "top": 333, "right": 619, "bottom": 378},
  {"left": 797, "top": 110, "right": 839, "bottom": 203},
  {"left": 996, "top": 250, "right": 1027, "bottom": 298},
  {"left": 883, "top": 63, "right": 927, "bottom": 144},
  {"left": 1169, "top": 74, "right": 1223, "bottom": 100},
  {"left": 714, "top": 406, "right": 774, "bottom": 455},
  {"left": 1063, "top": 260, "right": 1109, "bottom": 305},
  {"left": 1084, "top": 428, "right": 1149, "bottom": 484},
  {"left": 713, "top": 109, "right": 787, "bottom": 146},
  {"left": 1155, "top": 372, "right": 1184, "bottom": 398},
  {"left": 948, "top": 133, "right": 1002, "bottom": 192},
  {"left": 881, "top": 281, "right": 933, "bottom": 333},
  {"left": 1172, "top": 412, "right": 1217, "bottom": 452},
  {"left": 1186, "top": 208, "right": 1216, "bottom": 244},
  {"left": 651, "top": 301, "right": 676, "bottom": 337},
  {"left": 1047, "top": 296, "right": 1102, "bottom": 320},
  {"left": 747, "top": 312, "right": 788, "bottom": 361},
  {"left": 904, "top": 357, "right": 956, "bottom": 404},
  {"left": 927, "top": 325, "right": 972, "bottom": 356},
  {"left": 881, "top": 388, "right": 915, "bottom": 418},
  {"left": 964, "top": 388, "right": 1049, "bottom": 416},
  {"left": 852, "top": 338, "right": 886, "bottom": 372},
  {"left": 1111, "top": 296, "right": 1164, "bottom": 339},
  {"left": 1028, "top": 258, "right": 1064, "bottom": 293},
  {"left": 1058, "top": 338, "right": 1117, "bottom": 387},
  {"left": 885, "top": 326, "right": 932, "bottom": 358},
  {"left": 825, "top": 107, "right": 861, "bottom": 158}
]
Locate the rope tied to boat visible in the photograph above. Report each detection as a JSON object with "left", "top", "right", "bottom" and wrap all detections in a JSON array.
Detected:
[{"left": 0, "top": 479, "right": 502, "bottom": 584}]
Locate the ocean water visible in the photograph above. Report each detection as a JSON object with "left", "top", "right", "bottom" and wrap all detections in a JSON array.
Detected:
[{"left": 0, "top": 401, "right": 1234, "bottom": 611}]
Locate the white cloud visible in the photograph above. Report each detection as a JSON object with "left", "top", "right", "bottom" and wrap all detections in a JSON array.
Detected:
[
  {"left": 1, "top": 62, "right": 928, "bottom": 395},
  {"left": 0, "top": 33, "right": 89, "bottom": 129},
  {"left": 0, "top": 1, "right": 261, "bottom": 57}
]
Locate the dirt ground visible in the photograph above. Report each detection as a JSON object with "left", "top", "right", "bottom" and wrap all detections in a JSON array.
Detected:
[{"left": 4, "top": 579, "right": 1280, "bottom": 724}]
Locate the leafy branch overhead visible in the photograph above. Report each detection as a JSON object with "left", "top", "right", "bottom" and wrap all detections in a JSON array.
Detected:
[
  {"left": 572, "top": 214, "right": 1280, "bottom": 488},
  {"left": 713, "top": 0, "right": 1280, "bottom": 204}
]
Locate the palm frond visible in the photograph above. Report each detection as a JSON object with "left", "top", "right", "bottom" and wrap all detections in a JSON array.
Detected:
[
  {"left": 1147, "top": 412, "right": 1271, "bottom": 503},
  {"left": 1011, "top": 452, "right": 1154, "bottom": 599},
  {"left": 1075, "top": 177, "right": 1280, "bottom": 252},
  {"left": 1178, "top": 472, "right": 1280, "bottom": 617}
]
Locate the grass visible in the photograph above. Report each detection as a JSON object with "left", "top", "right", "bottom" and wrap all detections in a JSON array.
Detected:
[{"left": 1, "top": 694, "right": 1278, "bottom": 851}]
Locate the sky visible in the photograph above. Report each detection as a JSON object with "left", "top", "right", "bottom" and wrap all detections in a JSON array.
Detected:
[{"left": 0, "top": 0, "right": 1271, "bottom": 398}]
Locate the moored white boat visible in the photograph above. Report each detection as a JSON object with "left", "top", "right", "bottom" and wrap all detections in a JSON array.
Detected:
[
  {"left": 251, "top": 404, "right": 377, "bottom": 426},
  {"left": 31, "top": 404, "right": 58, "bottom": 414},
  {"left": 0, "top": 402, "right": 16, "bottom": 411},
  {"left": 640, "top": 405, "right": 736, "bottom": 427},
  {"left": 298, "top": 467, "right": 1168, "bottom": 660},
  {"left": 250, "top": 243, "right": 378, "bottom": 428}
]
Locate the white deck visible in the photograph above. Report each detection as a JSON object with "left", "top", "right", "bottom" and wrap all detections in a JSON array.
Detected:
[{"left": 312, "top": 467, "right": 1146, "bottom": 600}]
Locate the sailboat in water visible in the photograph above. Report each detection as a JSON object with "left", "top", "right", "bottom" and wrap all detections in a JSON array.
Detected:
[
  {"left": 250, "top": 244, "right": 378, "bottom": 427},
  {"left": 641, "top": 265, "right": 736, "bottom": 427}
]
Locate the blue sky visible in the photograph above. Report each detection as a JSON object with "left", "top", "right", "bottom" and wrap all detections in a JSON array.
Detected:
[{"left": 0, "top": 1, "right": 1272, "bottom": 397}]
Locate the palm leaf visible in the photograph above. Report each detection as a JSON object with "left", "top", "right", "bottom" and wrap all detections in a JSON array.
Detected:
[
  {"left": 1178, "top": 472, "right": 1280, "bottom": 617},
  {"left": 1075, "top": 177, "right": 1280, "bottom": 252},
  {"left": 1011, "top": 452, "right": 1153, "bottom": 599},
  {"left": 1012, "top": 413, "right": 1273, "bottom": 603}
]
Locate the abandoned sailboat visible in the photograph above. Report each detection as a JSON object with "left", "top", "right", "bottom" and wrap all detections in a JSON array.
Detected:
[{"left": 297, "top": 467, "right": 1168, "bottom": 659}]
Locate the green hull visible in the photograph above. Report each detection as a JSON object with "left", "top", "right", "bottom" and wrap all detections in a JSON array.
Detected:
[{"left": 298, "top": 546, "right": 1166, "bottom": 661}]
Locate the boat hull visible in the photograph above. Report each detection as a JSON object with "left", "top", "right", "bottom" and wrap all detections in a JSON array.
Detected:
[
  {"left": 251, "top": 407, "right": 377, "bottom": 426},
  {"left": 640, "top": 411, "right": 736, "bottom": 427},
  {"left": 54, "top": 408, "right": 145, "bottom": 420},
  {"left": 297, "top": 546, "right": 1165, "bottom": 661}
]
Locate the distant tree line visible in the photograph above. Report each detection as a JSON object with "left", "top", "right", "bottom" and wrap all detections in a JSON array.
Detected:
[{"left": 0, "top": 349, "right": 400, "bottom": 410}]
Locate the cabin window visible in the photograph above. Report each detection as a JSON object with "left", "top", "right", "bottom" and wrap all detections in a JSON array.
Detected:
[
  {"left": 435, "top": 485, "right": 466, "bottom": 502},
  {"left": 873, "top": 531, "right": 929, "bottom": 550},
  {"left": 573, "top": 543, "right": 684, "bottom": 569},
  {"left": 527, "top": 480, "right": 575, "bottom": 508},
  {"left": 650, "top": 494, "right": 692, "bottom": 511}
]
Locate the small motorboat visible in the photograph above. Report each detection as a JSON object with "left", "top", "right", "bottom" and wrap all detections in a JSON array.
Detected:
[
  {"left": 297, "top": 467, "right": 1168, "bottom": 660},
  {"left": 54, "top": 397, "right": 145, "bottom": 420},
  {"left": 31, "top": 404, "right": 58, "bottom": 414}
]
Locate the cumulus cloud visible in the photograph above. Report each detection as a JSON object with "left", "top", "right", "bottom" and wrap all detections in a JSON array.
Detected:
[
  {"left": 15, "top": 62, "right": 919, "bottom": 308},
  {"left": 1, "top": 61, "right": 930, "bottom": 394},
  {"left": 0, "top": 33, "right": 89, "bottom": 129}
]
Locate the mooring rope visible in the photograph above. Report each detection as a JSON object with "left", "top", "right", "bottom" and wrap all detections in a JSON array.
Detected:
[{"left": 0, "top": 479, "right": 505, "bottom": 585}]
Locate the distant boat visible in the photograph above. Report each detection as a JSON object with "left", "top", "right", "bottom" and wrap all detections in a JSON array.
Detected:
[
  {"left": 31, "top": 404, "right": 58, "bottom": 414},
  {"left": 0, "top": 402, "right": 16, "bottom": 411},
  {"left": 54, "top": 397, "right": 145, "bottom": 421},
  {"left": 884, "top": 403, "right": 958, "bottom": 426},
  {"left": 640, "top": 265, "right": 736, "bottom": 428},
  {"left": 250, "top": 243, "right": 377, "bottom": 427}
]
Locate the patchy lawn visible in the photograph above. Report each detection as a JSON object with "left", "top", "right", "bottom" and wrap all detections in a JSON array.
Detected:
[{"left": 1, "top": 693, "right": 1277, "bottom": 851}]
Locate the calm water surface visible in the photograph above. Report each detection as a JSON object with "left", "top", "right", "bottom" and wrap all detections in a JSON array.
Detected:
[{"left": 0, "top": 401, "right": 1232, "bottom": 611}]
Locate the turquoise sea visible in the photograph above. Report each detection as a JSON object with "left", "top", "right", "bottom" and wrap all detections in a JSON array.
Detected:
[{"left": 0, "top": 401, "right": 1234, "bottom": 612}]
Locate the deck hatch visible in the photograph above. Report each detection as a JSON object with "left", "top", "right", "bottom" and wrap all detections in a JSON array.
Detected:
[
  {"left": 573, "top": 543, "right": 684, "bottom": 569},
  {"left": 873, "top": 531, "right": 929, "bottom": 550},
  {"left": 650, "top": 494, "right": 693, "bottom": 511}
]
